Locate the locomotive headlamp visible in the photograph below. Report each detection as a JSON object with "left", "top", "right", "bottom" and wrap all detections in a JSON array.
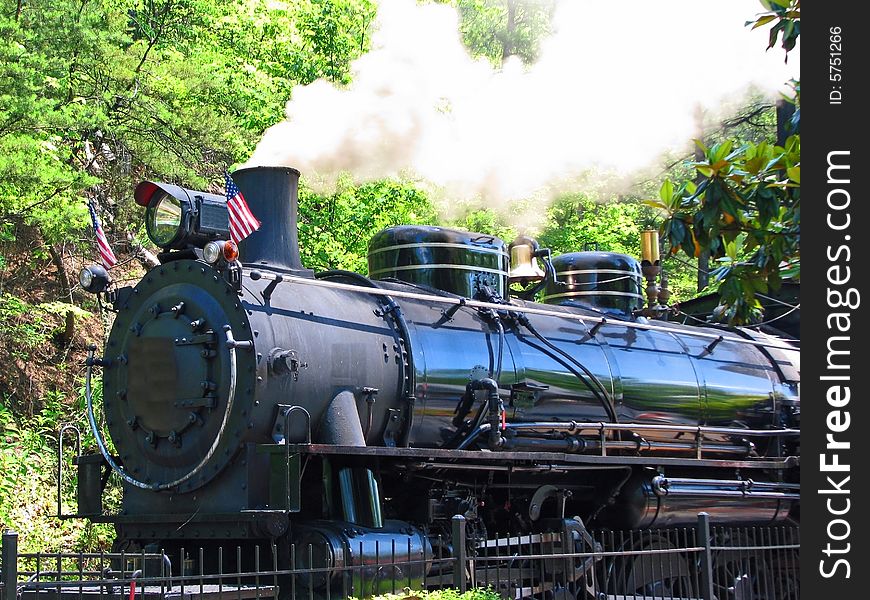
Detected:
[
  {"left": 79, "top": 264, "right": 110, "bottom": 294},
  {"left": 202, "top": 240, "right": 223, "bottom": 264},
  {"left": 146, "top": 192, "right": 183, "bottom": 247},
  {"left": 134, "top": 180, "right": 230, "bottom": 251}
]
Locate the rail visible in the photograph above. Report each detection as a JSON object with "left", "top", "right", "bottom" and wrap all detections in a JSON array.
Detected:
[
  {"left": 244, "top": 269, "right": 800, "bottom": 352},
  {"left": 457, "top": 420, "right": 799, "bottom": 461}
]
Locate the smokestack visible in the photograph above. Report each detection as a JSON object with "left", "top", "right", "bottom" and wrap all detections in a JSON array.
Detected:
[{"left": 231, "top": 166, "right": 304, "bottom": 271}]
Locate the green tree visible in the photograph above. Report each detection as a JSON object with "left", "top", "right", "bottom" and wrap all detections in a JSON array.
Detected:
[
  {"left": 435, "top": 0, "right": 555, "bottom": 67},
  {"left": 0, "top": 0, "right": 377, "bottom": 296},
  {"left": 652, "top": 1, "right": 800, "bottom": 323},
  {"left": 298, "top": 176, "right": 439, "bottom": 273}
]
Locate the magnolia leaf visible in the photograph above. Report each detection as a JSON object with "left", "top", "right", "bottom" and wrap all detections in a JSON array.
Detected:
[
  {"left": 644, "top": 199, "right": 669, "bottom": 211},
  {"left": 724, "top": 238, "right": 738, "bottom": 261},
  {"left": 711, "top": 140, "right": 733, "bottom": 163},
  {"left": 710, "top": 159, "right": 730, "bottom": 172},
  {"left": 768, "top": 21, "right": 784, "bottom": 48},
  {"left": 659, "top": 179, "right": 674, "bottom": 203},
  {"left": 751, "top": 14, "right": 777, "bottom": 29},
  {"left": 786, "top": 166, "right": 800, "bottom": 183}
]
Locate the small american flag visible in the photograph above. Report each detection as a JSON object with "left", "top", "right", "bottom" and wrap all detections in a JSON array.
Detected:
[
  {"left": 88, "top": 200, "right": 117, "bottom": 268},
  {"left": 225, "top": 171, "right": 260, "bottom": 243}
]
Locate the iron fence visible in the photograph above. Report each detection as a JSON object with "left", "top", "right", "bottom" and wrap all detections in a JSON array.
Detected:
[{"left": 0, "top": 514, "right": 799, "bottom": 600}]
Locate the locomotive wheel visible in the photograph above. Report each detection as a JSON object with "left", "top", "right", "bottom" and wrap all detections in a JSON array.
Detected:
[
  {"left": 708, "top": 529, "right": 791, "bottom": 600},
  {"left": 769, "top": 549, "right": 800, "bottom": 600},
  {"left": 710, "top": 549, "right": 770, "bottom": 600},
  {"left": 607, "top": 533, "right": 694, "bottom": 599}
]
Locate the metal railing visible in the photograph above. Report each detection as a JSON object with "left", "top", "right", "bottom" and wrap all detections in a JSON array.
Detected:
[{"left": 1, "top": 514, "right": 799, "bottom": 600}]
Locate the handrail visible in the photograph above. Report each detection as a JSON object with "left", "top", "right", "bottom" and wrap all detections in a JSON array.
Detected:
[
  {"left": 244, "top": 269, "right": 799, "bottom": 351},
  {"left": 56, "top": 425, "right": 81, "bottom": 518}
]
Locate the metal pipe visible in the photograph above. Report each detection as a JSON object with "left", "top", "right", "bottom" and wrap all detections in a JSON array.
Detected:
[
  {"left": 245, "top": 269, "right": 799, "bottom": 351},
  {"left": 85, "top": 324, "right": 242, "bottom": 491},
  {"left": 457, "top": 421, "right": 794, "bottom": 456},
  {"left": 506, "top": 435, "right": 751, "bottom": 456},
  {"left": 654, "top": 477, "right": 800, "bottom": 491},
  {"left": 467, "top": 378, "right": 502, "bottom": 450},
  {"left": 656, "top": 489, "right": 800, "bottom": 500},
  {"left": 504, "top": 421, "right": 799, "bottom": 437},
  {"left": 56, "top": 425, "right": 81, "bottom": 518},
  {"left": 652, "top": 475, "right": 800, "bottom": 500}
]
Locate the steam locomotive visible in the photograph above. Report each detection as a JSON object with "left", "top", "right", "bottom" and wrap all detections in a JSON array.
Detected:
[{"left": 73, "top": 167, "right": 799, "bottom": 596}]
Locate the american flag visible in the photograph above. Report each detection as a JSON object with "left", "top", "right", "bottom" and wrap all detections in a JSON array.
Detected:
[
  {"left": 88, "top": 200, "right": 117, "bottom": 269},
  {"left": 225, "top": 171, "right": 260, "bottom": 243}
]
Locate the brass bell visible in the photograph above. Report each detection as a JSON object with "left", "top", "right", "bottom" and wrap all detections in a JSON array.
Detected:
[{"left": 509, "top": 240, "right": 545, "bottom": 284}]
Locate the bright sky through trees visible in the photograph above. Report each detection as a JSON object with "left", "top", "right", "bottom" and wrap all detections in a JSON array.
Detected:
[{"left": 248, "top": 0, "right": 799, "bottom": 206}]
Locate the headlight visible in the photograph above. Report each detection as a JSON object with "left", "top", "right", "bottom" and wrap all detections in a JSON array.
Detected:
[
  {"left": 145, "top": 192, "right": 183, "bottom": 247},
  {"left": 203, "top": 241, "right": 223, "bottom": 264},
  {"left": 79, "top": 264, "right": 110, "bottom": 293},
  {"left": 135, "top": 181, "right": 229, "bottom": 251}
]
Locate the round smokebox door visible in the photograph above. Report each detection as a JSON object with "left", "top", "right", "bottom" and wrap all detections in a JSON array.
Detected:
[{"left": 103, "top": 261, "right": 254, "bottom": 489}]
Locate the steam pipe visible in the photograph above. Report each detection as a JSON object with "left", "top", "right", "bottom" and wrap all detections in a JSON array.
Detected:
[
  {"left": 651, "top": 475, "right": 800, "bottom": 500},
  {"left": 501, "top": 421, "right": 798, "bottom": 437},
  {"left": 244, "top": 269, "right": 800, "bottom": 351},
  {"left": 466, "top": 378, "right": 502, "bottom": 449},
  {"left": 455, "top": 420, "right": 796, "bottom": 454}
]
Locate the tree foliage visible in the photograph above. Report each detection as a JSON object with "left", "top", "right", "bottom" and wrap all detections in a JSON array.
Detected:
[
  {"left": 750, "top": 0, "right": 800, "bottom": 56},
  {"left": 298, "top": 177, "right": 439, "bottom": 273},
  {"left": 651, "top": 136, "right": 800, "bottom": 322},
  {"left": 0, "top": 0, "right": 375, "bottom": 256},
  {"left": 653, "top": 2, "right": 800, "bottom": 324},
  {"left": 436, "top": 0, "right": 554, "bottom": 67}
]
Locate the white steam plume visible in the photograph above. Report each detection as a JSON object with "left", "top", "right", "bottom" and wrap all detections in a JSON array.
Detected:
[{"left": 244, "top": 0, "right": 799, "bottom": 205}]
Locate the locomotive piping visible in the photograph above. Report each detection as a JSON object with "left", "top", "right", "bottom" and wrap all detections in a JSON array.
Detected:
[
  {"left": 455, "top": 420, "right": 798, "bottom": 455},
  {"left": 246, "top": 269, "right": 798, "bottom": 352},
  {"left": 318, "top": 391, "right": 366, "bottom": 446},
  {"left": 315, "top": 270, "right": 417, "bottom": 447},
  {"left": 515, "top": 313, "right": 617, "bottom": 423},
  {"left": 85, "top": 326, "right": 244, "bottom": 491},
  {"left": 489, "top": 317, "right": 505, "bottom": 383}
]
